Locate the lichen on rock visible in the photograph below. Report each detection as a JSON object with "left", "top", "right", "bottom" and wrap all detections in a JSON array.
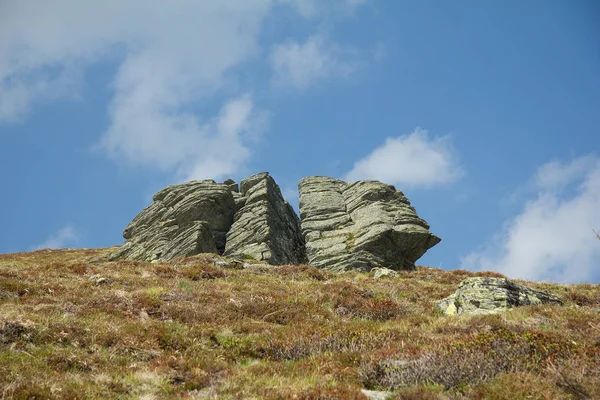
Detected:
[
  {"left": 298, "top": 176, "right": 440, "bottom": 272},
  {"left": 223, "top": 172, "right": 306, "bottom": 265},
  {"left": 109, "top": 179, "right": 235, "bottom": 262},
  {"left": 437, "top": 277, "right": 563, "bottom": 316},
  {"left": 110, "top": 173, "right": 306, "bottom": 265}
]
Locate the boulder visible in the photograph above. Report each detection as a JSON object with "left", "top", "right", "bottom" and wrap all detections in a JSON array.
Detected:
[
  {"left": 361, "top": 389, "right": 393, "bottom": 400},
  {"left": 372, "top": 267, "right": 398, "bottom": 279},
  {"left": 110, "top": 173, "right": 306, "bottom": 265},
  {"left": 224, "top": 172, "right": 306, "bottom": 265},
  {"left": 109, "top": 179, "right": 236, "bottom": 261},
  {"left": 298, "top": 176, "right": 440, "bottom": 272},
  {"left": 437, "top": 277, "right": 563, "bottom": 316}
]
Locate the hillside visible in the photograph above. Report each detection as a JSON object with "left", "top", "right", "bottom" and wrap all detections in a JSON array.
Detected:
[{"left": 1, "top": 248, "right": 599, "bottom": 399}]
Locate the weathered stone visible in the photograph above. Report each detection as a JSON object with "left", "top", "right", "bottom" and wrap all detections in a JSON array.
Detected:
[
  {"left": 88, "top": 274, "right": 109, "bottom": 285},
  {"left": 372, "top": 267, "right": 398, "bottom": 279},
  {"left": 438, "top": 277, "right": 563, "bottom": 316},
  {"left": 361, "top": 389, "right": 393, "bottom": 400},
  {"left": 224, "top": 172, "right": 307, "bottom": 265},
  {"left": 210, "top": 258, "right": 244, "bottom": 269},
  {"left": 223, "top": 178, "right": 239, "bottom": 193},
  {"left": 298, "top": 176, "right": 440, "bottom": 272},
  {"left": 111, "top": 172, "right": 306, "bottom": 264},
  {"left": 109, "top": 180, "right": 235, "bottom": 261}
]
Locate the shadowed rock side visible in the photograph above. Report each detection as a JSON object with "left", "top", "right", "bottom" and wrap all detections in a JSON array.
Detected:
[
  {"left": 299, "top": 176, "right": 441, "bottom": 272},
  {"left": 224, "top": 172, "right": 307, "bottom": 265},
  {"left": 109, "top": 180, "right": 236, "bottom": 261},
  {"left": 437, "top": 277, "right": 563, "bottom": 315}
]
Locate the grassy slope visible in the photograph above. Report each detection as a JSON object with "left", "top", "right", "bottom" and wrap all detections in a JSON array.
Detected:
[{"left": 0, "top": 248, "right": 599, "bottom": 399}]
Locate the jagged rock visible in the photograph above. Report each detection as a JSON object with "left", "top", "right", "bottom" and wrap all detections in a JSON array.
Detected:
[
  {"left": 372, "top": 267, "right": 398, "bottom": 279},
  {"left": 111, "top": 173, "right": 306, "bottom": 265},
  {"left": 109, "top": 180, "right": 236, "bottom": 261},
  {"left": 224, "top": 172, "right": 307, "bottom": 265},
  {"left": 438, "top": 277, "right": 563, "bottom": 316},
  {"left": 298, "top": 176, "right": 440, "bottom": 272}
]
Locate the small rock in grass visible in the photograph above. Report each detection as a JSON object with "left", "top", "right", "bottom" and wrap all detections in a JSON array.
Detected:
[
  {"left": 438, "top": 277, "right": 563, "bottom": 316},
  {"left": 88, "top": 274, "right": 109, "bottom": 285},
  {"left": 372, "top": 267, "right": 398, "bottom": 279},
  {"left": 361, "top": 389, "right": 393, "bottom": 400}
]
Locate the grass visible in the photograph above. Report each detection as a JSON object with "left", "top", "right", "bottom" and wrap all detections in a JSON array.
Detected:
[{"left": 0, "top": 248, "right": 598, "bottom": 399}]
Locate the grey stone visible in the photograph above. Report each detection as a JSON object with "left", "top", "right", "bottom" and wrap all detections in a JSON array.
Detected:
[
  {"left": 223, "top": 178, "right": 239, "bottom": 193},
  {"left": 211, "top": 259, "right": 232, "bottom": 268},
  {"left": 109, "top": 180, "right": 235, "bottom": 262},
  {"left": 360, "top": 389, "right": 393, "bottom": 400},
  {"left": 111, "top": 173, "right": 305, "bottom": 265},
  {"left": 298, "top": 176, "right": 440, "bottom": 272},
  {"left": 438, "top": 277, "right": 563, "bottom": 316},
  {"left": 211, "top": 258, "right": 244, "bottom": 269},
  {"left": 88, "top": 274, "right": 109, "bottom": 285},
  {"left": 372, "top": 267, "right": 398, "bottom": 279},
  {"left": 224, "top": 172, "right": 307, "bottom": 265}
]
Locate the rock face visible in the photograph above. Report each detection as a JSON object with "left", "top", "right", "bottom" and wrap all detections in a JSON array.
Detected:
[
  {"left": 437, "top": 277, "right": 563, "bottom": 316},
  {"left": 110, "top": 173, "right": 306, "bottom": 265},
  {"left": 298, "top": 176, "right": 440, "bottom": 272},
  {"left": 223, "top": 172, "right": 306, "bottom": 265},
  {"left": 109, "top": 180, "right": 234, "bottom": 262},
  {"left": 111, "top": 173, "right": 439, "bottom": 271}
]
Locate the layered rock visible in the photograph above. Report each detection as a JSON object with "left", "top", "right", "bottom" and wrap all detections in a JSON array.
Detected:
[
  {"left": 299, "top": 176, "right": 440, "bottom": 272},
  {"left": 109, "top": 180, "right": 236, "bottom": 261},
  {"left": 224, "top": 172, "right": 306, "bottom": 265},
  {"left": 437, "top": 277, "right": 563, "bottom": 315},
  {"left": 110, "top": 173, "right": 306, "bottom": 265}
]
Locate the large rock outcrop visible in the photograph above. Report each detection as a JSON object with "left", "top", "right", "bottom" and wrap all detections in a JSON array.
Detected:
[
  {"left": 298, "top": 176, "right": 440, "bottom": 272},
  {"left": 437, "top": 277, "right": 563, "bottom": 315},
  {"left": 109, "top": 180, "right": 235, "bottom": 262},
  {"left": 110, "top": 173, "right": 305, "bottom": 264},
  {"left": 223, "top": 172, "right": 306, "bottom": 264}
]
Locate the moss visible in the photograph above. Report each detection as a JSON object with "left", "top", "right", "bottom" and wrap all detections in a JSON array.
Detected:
[{"left": 345, "top": 232, "right": 356, "bottom": 251}]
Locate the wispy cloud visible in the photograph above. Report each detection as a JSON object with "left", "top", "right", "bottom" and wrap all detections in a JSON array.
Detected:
[
  {"left": 281, "top": 0, "right": 369, "bottom": 18},
  {"left": 344, "top": 128, "right": 464, "bottom": 187},
  {"left": 0, "top": 1, "right": 370, "bottom": 181},
  {"left": 270, "top": 34, "right": 361, "bottom": 90},
  {"left": 462, "top": 155, "right": 600, "bottom": 283},
  {"left": 33, "top": 225, "right": 80, "bottom": 250}
]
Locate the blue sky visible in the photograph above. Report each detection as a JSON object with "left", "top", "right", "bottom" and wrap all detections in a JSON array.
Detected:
[{"left": 1, "top": 0, "right": 599, "bottom": 283}]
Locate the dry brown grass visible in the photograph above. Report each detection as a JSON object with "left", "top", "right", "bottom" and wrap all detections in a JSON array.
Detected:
[{"left": 0, "top": 249, "right": 598, "bottom": 399}]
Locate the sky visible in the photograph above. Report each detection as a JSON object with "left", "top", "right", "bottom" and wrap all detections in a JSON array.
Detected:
[{"left": 1, "top": 0, "right": 599, "bottom": 284}]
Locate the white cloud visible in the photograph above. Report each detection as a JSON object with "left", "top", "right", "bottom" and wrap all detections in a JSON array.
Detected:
[
  {"left": 462, "top": 155, "right": 600, "bottom": 283},
  {"left": 270, "top": 34, "right": 360, "bottom": 90},
  {"left": 0, "top": 0, "right": 277, "bottom": 180},
  {"left": 344, "top": 128, "right": 464, "bottom": 187},
  {"left": 0, "top": 1, "right": 369, "bottom": 181},
  {"left": 33, "top": 225, "right": 80, "bottom": 250},
  {"left": 100, "top": 92, "right": 269, "bottom": 181},
  {"left": 280, "top": 0, "right": 368, "bottom": 18},
  {"left": 534, "top": 155, "right": 598, "bottom": 191}
]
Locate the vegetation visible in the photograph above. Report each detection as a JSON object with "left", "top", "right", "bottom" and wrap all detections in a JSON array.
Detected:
[{"left": 0, "top": 248, "right": 599, "bottom": 399}]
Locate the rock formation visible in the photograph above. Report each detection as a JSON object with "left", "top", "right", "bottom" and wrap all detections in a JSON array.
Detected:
[
  {"left": 109, "top": 180, "right": 234, "bottom": 262},
  {"left": 223, "top": 172, "right": 306, "bottom": 265},
  {"left": 110, "top": 173, "right": 306, "bottom": 265},
  {"left": 298, "top": 176, "right": 440, "bottom": 272},
  {"left": 111, "top": 173, "right": 440, "bottom": 272},
  {"left": 437, "top": 277, "right": 563, "bottom": 315}
]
